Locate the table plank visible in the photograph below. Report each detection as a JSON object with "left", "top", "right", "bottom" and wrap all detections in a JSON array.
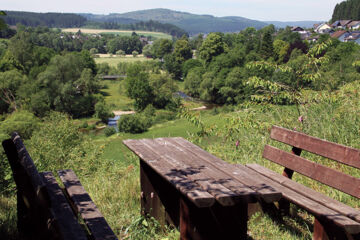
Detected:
[
  {"left": 142, "top": 138, "right": 256, "bottom": 206},
  {"left": 123, "top": 139, "right": 215, "bottom": 208},
  {"left": 167, "top": 137, "right": 282, "bottom": 203}
]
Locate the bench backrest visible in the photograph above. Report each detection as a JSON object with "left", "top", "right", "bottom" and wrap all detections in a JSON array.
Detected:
[
  {"left": 263, "top": 126, "right": 360, "bottom": 199},
  {"left": 2, "top": 132, "right": 51, "bottom": 207}
]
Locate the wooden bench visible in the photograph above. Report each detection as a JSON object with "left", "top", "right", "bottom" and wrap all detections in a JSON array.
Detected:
[
  {"left": 123, "top": 137, "right": 282, "bottom": 240},
  {"left": 244, "top": 125, "right": 360, "bottom": 240},
  {"left": 2, "top": 132, "right": 118, "bottom": 240}
]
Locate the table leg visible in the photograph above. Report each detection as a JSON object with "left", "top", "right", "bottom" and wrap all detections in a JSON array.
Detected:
[
  {"left": 140, "top": 160, "right": 180, "bottom": 226},
  {"left": 180, "top": 197, "right": 248, "bottom": 240}
]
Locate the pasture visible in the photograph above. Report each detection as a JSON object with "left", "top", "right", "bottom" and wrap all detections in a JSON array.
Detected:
[
  {"left": 61, "top": 28, "right": 172, "bottom": 39},
  {"left": 95, "top": 55, "right": 153, "bottom": 67}
]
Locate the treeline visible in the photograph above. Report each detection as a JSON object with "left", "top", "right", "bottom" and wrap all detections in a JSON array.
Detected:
[
  {"left": 86, "top": 20, "right": 188, "bottom": 38},
  {"left": 140, "top": 25, "right": 360, "bottom": 106},
  {"left": 332, "top": 0, "right": 360, "bottom": 21},
  {"left": 2, "top": 11, "right": 87, "bottom": 28},
  {"left": 0, "top": 11, "right": 188, "bottom": 38},
  {"left": 0, "top": 26, "right": 143, "bottom": 54}
]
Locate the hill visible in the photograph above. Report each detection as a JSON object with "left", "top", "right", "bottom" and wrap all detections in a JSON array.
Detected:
[
  {"left": 83, "top": 8, "right": 267, "bottom": 35},
  {"left": 2, "top": 11, "right": 86, "bottom": 28},
  {"left": 332, "top": 0, "right": 360, "bottom": 22},
  {"left": 266, "top": 20, "right": 322, "bottom": 29}
]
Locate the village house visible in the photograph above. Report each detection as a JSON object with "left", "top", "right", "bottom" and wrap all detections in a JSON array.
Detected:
[
  {"left": 291, "top": 26, "right": 311, "bottom": 40},
  {"left": 344, "top": 32, "right": 360, "bottom": 44},
  {"left": 331, "top": 30, "right": 349, "bottom": 42},
  {"left": 348, "top": 21, "right": 360, "bottom": 30},
  {"left": 314, "top": 23, "right": 332, "bottom": 34}
]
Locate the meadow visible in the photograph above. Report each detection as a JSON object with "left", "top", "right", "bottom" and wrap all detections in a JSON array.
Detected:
[
  {"left": 62, "top": 28, "right": 172, "bottom": 39},
  {"left": 1, "top": 78, "right": 360, "bottom": 239},
  {"left": 95, "top": 55, "right": 153, "bottom": 67}
]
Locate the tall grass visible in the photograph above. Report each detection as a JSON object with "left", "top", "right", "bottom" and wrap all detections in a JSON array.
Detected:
[{"left": 1, "top": 81, "right": 360, "bottom": 239}]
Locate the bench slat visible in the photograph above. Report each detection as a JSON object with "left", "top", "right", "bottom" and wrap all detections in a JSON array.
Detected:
[
  {"left": 146, "top": 138, "right": 256, "bottom": 206},
  {"left": 245, "top": 163, "right": 360, "bottom": 223},
  {"left": 263, "top": 145, "right": 360, "bottom": 198},
  {"left": 40, "top": 172, "right": 88, "bottom": 240},
  {"left": 270, "top": 126, "right": 360, "bottom": 169},
  {"left": 58, "top": 170, "right": 118, "bottom": 240},
  {"left": 168, "top": 137, "right": 282, "bottom": 203},
  {"left": 245, "top": 164, "right": 360, "bottom": 234},
  {"left": 123, "top": 139, "right": 215, "bottom": 208}
]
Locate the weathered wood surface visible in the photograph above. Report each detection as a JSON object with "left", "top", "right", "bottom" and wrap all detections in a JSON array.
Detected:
[
  {"left": 246, "top": 163, "right": 360, "bottom": 223},
  {"left": 245, "top": 164, "right": 360, "bottom": 234},
  {"left": 140, "top": 138, "right": 256, "bottom": 205},
  {"left": 123, "top": 139, "right": 215, "bottom": 208},
  {"left": 40, "top": 171, "right": 88, "bottom": 240},
  {"left": 263, "top": 145, "right": 360, "bottom": 198},
  {"left": 166, "top": 137, "right": 281, "bottom": 203},
  {"left": 270, "top": 125, "right": 360, "bottom": 169},
  {"left": 58, "top": 169, "right": 118, "bottom": 240},
  {"left": 124, "top": 138, "right": 281, "bottom": 207}
]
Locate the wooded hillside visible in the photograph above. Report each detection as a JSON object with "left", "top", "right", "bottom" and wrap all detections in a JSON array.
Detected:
[{"left": 332, "top": 0, "right": 360, "bottom": 21}]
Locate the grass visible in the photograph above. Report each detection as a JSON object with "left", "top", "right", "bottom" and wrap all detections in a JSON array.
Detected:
[
  {"left": 2, "top": 80, "right": 360, "bottom": 239},
  {"left": 100, "top": 80, "right": 133, "bottom": 111},
  {"left": 62, "top": 28, "right": 172, "bottom": 40},
  {"left": 95, "top": 55, "right": 153, "bottom": 67}
]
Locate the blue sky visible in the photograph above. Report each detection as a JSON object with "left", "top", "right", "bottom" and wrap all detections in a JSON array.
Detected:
[{"left": 2, "top": 0, "right": 344, "bottom": 21}]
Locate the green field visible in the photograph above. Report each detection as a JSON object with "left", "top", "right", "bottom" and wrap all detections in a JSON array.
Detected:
[
  {"left": 62, "top": 28, "right": 172, "bottom": 39},
  {"left": 95, "top": 55, "right": 153, "bottom": 67},
  {"left": 100, "top": 80, "right": 133, "bottom": 111}
]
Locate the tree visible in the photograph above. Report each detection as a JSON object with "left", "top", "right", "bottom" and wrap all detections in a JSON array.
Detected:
[
  {"left": 163, "top": 54, "right": 182, "bottom": 80},
  {"left": 0, "top": 69, "right": 26, "bottom": 111},
  {"left": 260, "top": 31, "right": 274, "bottom": 60},
  {"left": 173, "top": 39, "right": 192, "bottom": 64},
  {"left": 149, "top": 73, "right": 178, "bottom": 109},
  {"left": 132, "top": 50, "right": 139, "bottom": 57},
  {"left": 152, "top": 39, "right": 173, "bottom": 59},
  {"left": 273, "top": 39, "right": 290, "bottom": 63},
  {"left": 184, "top": 67, "right": 204, "bottom": 97},
  {"left": 125, "top": 64, "right": 154, "bottom": 110},
  {"left": 94, "top": 100, "right": 114, "bottom": 123},
  {"left": 199, "top": 33, "right": 226, "bottom": 63}
]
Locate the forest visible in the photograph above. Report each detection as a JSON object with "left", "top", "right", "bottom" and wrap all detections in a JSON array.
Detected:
[
  {"left": 332, "top": 0, "right": 360, "bottom": 21},
  {"left": 1, "top": 11, "right": 188, "bottom": 38},
  {"left": 1, "top": 9, "right": 360, "bottom": 239}
]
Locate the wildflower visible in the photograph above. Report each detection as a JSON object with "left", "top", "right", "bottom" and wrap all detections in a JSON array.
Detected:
[
  {"left": 298, "top": 116, "right": 303, "bottom": 122},
  {"left": 236, "top": 140, "right": 239, "bottom": 149}
]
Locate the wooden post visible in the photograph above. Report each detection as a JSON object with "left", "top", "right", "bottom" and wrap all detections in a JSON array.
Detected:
[
  {"left": 279, "top": 146, "right": 302, "bottom": 215},
  {"left": 180, "top": 197, "right": 248, "bottom": 240}
]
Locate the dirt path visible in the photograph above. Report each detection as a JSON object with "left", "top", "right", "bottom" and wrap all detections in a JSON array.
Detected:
[{"left": 112, "top": 110, "right": 135, "bottom": 116}]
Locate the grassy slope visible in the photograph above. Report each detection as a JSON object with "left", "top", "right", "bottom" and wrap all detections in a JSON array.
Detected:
[{"left": 2, "top": 79, "right": 360, "bottom": 239}]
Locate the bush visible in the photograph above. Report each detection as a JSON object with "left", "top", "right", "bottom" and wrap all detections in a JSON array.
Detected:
[
  {"left": 104, "top": 127, "right": 116, "bottom": 137},
  {"left": 118, "top": 114, "right": 151, "bottom": 133},
  {"left": 0, "top": 110, "right": 39, "bottom": 139},
  {"left": 153, "top": 110, "right": 176, "bottom": 124},
  {"left": 94, "top": 100, "right": 114, "bottom": 123}
]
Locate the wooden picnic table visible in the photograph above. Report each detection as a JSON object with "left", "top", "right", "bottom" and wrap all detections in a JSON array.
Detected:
[{"left": 123, "top": 137, "right": 282, "bottom": 239}]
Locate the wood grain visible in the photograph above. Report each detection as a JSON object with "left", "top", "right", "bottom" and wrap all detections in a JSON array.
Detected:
[
  {"left": 263, "top": 145, "right": 360, "bottom": 198},
  {"left": 270, "top": 125, "right": 360, "bottom": 169}
]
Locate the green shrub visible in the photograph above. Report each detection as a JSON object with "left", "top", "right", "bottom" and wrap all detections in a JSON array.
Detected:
[
  {"left": 0, "top": 110, "right": 39, "bottom": 139},
  {"left": 118, "top": 114, "right": 151, "bottom": 133},
  {"left": 104, "top": 127, "right": 116, "bottom": 137},
  {"left": 153, "top": 110, "right": 176, "bottom": 124},
  {"left": 80, "top": 122, "right": 88, "bottom": 129}
]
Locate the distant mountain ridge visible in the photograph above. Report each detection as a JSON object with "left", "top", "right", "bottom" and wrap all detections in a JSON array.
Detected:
[
  {"left": 265, "top": 21, "right": 323, "bottom": 29},
  {"left": 80, "top": 8, "right": 268, "bottom": 34}
]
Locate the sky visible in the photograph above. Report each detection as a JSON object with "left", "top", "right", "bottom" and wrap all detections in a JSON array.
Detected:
[{"left": 2, "top": 0, "right": 344, "bottom": 21}]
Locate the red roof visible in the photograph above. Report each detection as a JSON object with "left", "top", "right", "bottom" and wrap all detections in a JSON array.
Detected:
[{"left": 331, "top": 30, "right": 348, "bottom": 39}]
